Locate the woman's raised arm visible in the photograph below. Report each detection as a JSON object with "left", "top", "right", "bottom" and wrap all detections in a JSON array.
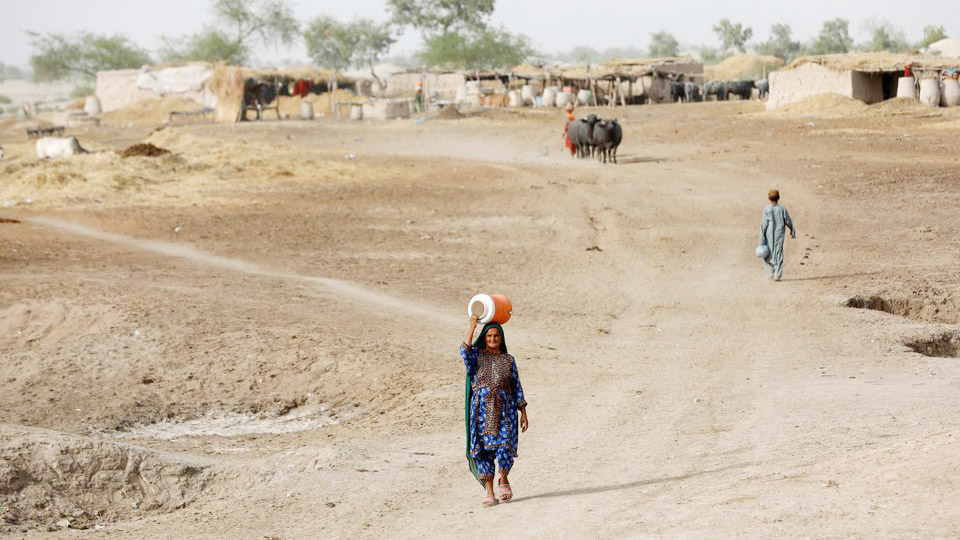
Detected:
[{"left": 464, "top": 313, "right": 479, "bottom": 346}]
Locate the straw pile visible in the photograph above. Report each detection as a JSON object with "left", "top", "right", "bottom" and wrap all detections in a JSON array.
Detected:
[
  {"left": 0, "top": 127, "right": 397, "bottom": 208},
  {"left": 784, "top": 52, "right": 960, "bottom": 72},
  {"left": 208, "top": 64, "right": 244, "bottom": 123},
  {"left": 705, "top": 54, "right": 784, "bottom": 81},
  {"left": 101, "top": 97, "right": 203, "bottom": 126}
]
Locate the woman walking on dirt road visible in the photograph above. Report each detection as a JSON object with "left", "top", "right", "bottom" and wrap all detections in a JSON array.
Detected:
[
  {"left": 760, "top": 189, "right": 796, "bottom": 281},
  {"left": 461, "top": 314, "right": 529, "bottom": 507}
]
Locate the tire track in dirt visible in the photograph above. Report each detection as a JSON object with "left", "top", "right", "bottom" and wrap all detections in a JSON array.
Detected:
[{"left": 27, "top": 216, "right": 459, "bottom": 326}]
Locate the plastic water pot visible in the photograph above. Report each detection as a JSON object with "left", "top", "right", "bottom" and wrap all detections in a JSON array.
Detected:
[
  {"left": 300, "top": 101, "right": 314, "bottom": 120},
  {"left": 942, "top": 79, "right": 960, "bottom": 106},
  {"left": 896, "top": 76, "right": 917, "bottom": 99},
  {"left": 84, "top": 96, "right": 102, "bottom": 116},
  {"left": 919, "top": 78, "right": 940, "bottom": 106},
  {"left": 468, "top": 293, "right": 513, "bottom": 325},
  {"left": 542, "top": 88, "right": 558, "bottom": 107}
]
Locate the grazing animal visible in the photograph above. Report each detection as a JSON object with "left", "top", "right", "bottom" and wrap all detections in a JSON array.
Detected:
[
  {"left": 566, "top": 115, "right": 600, "bottom": 158},
  {"left": 757, "top": 78, "right": 770, "bottom": 100},
  {"left": 684, "top": 82, "right": 703, "bottom": 102},
  {"left": 726, "top": 80, "right": 755, "bottom": 101},
  {"left": 35, "top": 136, "right": 87, "bottom": 159},
  {"left": 705, "top": 80, "right": 727, "bottom": 101},
  {"left": 670, "top": 81, "right": 687, "bottom": 102},
  {"left": 592, "top": 119, "right": 622, "bottom": 164}
]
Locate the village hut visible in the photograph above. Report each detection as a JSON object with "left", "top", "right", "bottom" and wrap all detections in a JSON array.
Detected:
[
  {"left": 96, "top": 63, "right": 362, "bottom": 123},
  {"left": 768, "top": 52, "right": 960, "bottom": 109}
]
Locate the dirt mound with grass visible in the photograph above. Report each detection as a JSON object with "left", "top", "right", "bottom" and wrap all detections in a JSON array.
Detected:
[
  {"left": 766, "top": 93, "right": 869, "bottom": 117},
  {"left": 102, "top": 97, "right": 205, "bottom": 126},
  {"left": 705, "top": 54, "right": 784, "bottom": 81},
  {"left": 430, "top": 106, "right": 465, "bottom": 120},
  {"left": 870, "top": 96, "right": 943, "bottom": 117},
  {"left": 0, "top": 425, "right": 210, "bottom": 533},
  {"left": 121, "top": 142, "right": 171, "bottom": 158}
]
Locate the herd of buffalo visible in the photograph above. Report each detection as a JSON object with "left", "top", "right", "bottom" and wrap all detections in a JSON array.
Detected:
[
  {"left": 565, "top": 114, "right": 623, "bottom": 164},
  {"left": 670, "top": 77, "right": 769, "bottom": 103}
]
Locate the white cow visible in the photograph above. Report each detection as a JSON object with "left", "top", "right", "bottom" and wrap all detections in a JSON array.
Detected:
[{"left": 36, "top": 136, "right": 87, "bottom": 159}]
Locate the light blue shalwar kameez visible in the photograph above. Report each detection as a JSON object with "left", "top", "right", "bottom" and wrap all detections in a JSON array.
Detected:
[{"left": 760, "top": 203, "right": 795, "bottom": 281}]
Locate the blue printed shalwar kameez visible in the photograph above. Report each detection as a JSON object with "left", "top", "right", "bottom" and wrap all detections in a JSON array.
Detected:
[
  {"left": 760, "top": 203, "right": 796, "bottom": 281},
  {"left": 460, "top": 344, "right": 527, "bottom": 481}
]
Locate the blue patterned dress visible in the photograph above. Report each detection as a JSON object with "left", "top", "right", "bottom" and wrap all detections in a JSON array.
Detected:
[{"left": 460, "top": 344, "right": 527, "bottom": 473}]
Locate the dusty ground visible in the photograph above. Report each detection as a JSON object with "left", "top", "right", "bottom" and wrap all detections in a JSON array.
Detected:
[{"left": 1, "top": 98, "right": 960, "bottom": 539}]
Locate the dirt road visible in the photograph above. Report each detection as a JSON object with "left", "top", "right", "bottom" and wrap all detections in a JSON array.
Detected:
[{"left": 1, "top": 101, "right": 959, "bottom": 538}]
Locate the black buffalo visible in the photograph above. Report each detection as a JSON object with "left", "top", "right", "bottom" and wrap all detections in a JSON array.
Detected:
[
  {"left": 592, "top": 119, "right": 622, "bottom": 164},
  {"left": 725, "top": 80, "right": 755, "bottom": 101},
  {"left": 705, "top": 80, "right": 727, "bottom": 101},
  {"left": 757, "top": 78, "right": 769, "bottom": 99}
]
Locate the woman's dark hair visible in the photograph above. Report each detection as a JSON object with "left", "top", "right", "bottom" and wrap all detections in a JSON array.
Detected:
[{"left": 473, "top": 322, "right": 507, "bottom": 354}]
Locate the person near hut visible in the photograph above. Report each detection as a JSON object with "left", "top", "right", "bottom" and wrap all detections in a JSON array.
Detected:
[
  {"left": 414, "top": 80, "right": 424, "bottom": 113},
  {"left": 460, "top": 313, "right": 529, "bottom": 507},
  {"left": 759, "top": 189, "right": 796, "bottom": 281},
  {"left": 563, "top": 102, "right": 576, "bottom": 155}
]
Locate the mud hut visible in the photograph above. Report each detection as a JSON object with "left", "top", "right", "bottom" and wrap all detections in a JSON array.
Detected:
[{"left": 767, "top": 52, "right": 960, "bottom": 109}]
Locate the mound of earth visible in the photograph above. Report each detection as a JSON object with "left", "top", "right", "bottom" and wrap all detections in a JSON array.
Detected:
[
  {"left": 766, "top": 93, "right": 868, "bottom": 117},
  {"left": 0, "top": 425, "right": 210, "bottom": 533},
  {"left": 429, "top": 106, "right": 464, "bottom": 120},
  {"left": 705, "top": 54, "right": 785, "bottom": 81},
  {"left": 122, "top": 142, "right": 171, "bottom": 158},
  {"left": 101, "top": 97, "right": 205, "bottom": 126},
  {"left": 870, "top": 96, "right": 943, "bottom": 117}
]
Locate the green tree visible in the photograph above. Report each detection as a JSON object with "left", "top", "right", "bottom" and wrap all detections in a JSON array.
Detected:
[
  {"left": 303, "top": 16, "right": 358, "bottom": 72},
  {"left": 569, "top": 46, "right": 600, "bottom": 64},
  {"left": 159, "top": 29, "right": 247, "bottom": 64},
  {"left": 863, "top": 19, "right": 909, "bottom": 52},
  {"left": 648, "top": 31, "right": 679, "bottom": 57},
  {"left": 756, "top": 23, "right": 801, "bottom": 62},
  {"left": 712, "top": 19, "right": 753, "bottom": 53},
  {"left": 303, "top": 17, "right": 395, "bottom": 92},
  {"left": 28, "top": 31, "right": 152, "bottom": 81},
  {"left": 808, "top": 18, "right": 853, "bottom": 55},
  {"left": 387, "top": 0, "right": 495, "bottom": 34},
  {"left": 699, "top": 45, "right": 730, "bottom": 65},
  {"left": 418, "top": 26, "right": 532, "bottom": 70},
  {"left": 919, "top": 25, "right": 947, "bottom": 49},
  {"left": 161, "top": 0, "right": 298, "bottom": 64}
]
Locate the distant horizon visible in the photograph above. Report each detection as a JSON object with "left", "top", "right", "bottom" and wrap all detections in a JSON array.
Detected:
[{"left": 2, "top": 0, "right": 956, "bottom": 70}]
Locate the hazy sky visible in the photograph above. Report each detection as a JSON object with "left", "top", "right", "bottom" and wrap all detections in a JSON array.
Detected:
[{"left": 2, "top": 0, "right": 957, "bottom": 68}]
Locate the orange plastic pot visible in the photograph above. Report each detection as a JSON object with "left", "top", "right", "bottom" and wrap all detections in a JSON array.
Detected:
[{"left": 467, "top": 293, "right": 513, "bottom": 325}]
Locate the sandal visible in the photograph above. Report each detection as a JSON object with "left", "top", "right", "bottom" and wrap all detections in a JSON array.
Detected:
[
  {"left": 481, "top": 493, "right": 499, "bottom": 508},
  {"left": 499, "top": 479, "right": 513, "bottom": 502}
]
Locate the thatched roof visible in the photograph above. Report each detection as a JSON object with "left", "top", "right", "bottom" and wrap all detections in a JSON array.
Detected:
[{"left": 785, "top": 52, "right": 960, "bottom": 73}]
